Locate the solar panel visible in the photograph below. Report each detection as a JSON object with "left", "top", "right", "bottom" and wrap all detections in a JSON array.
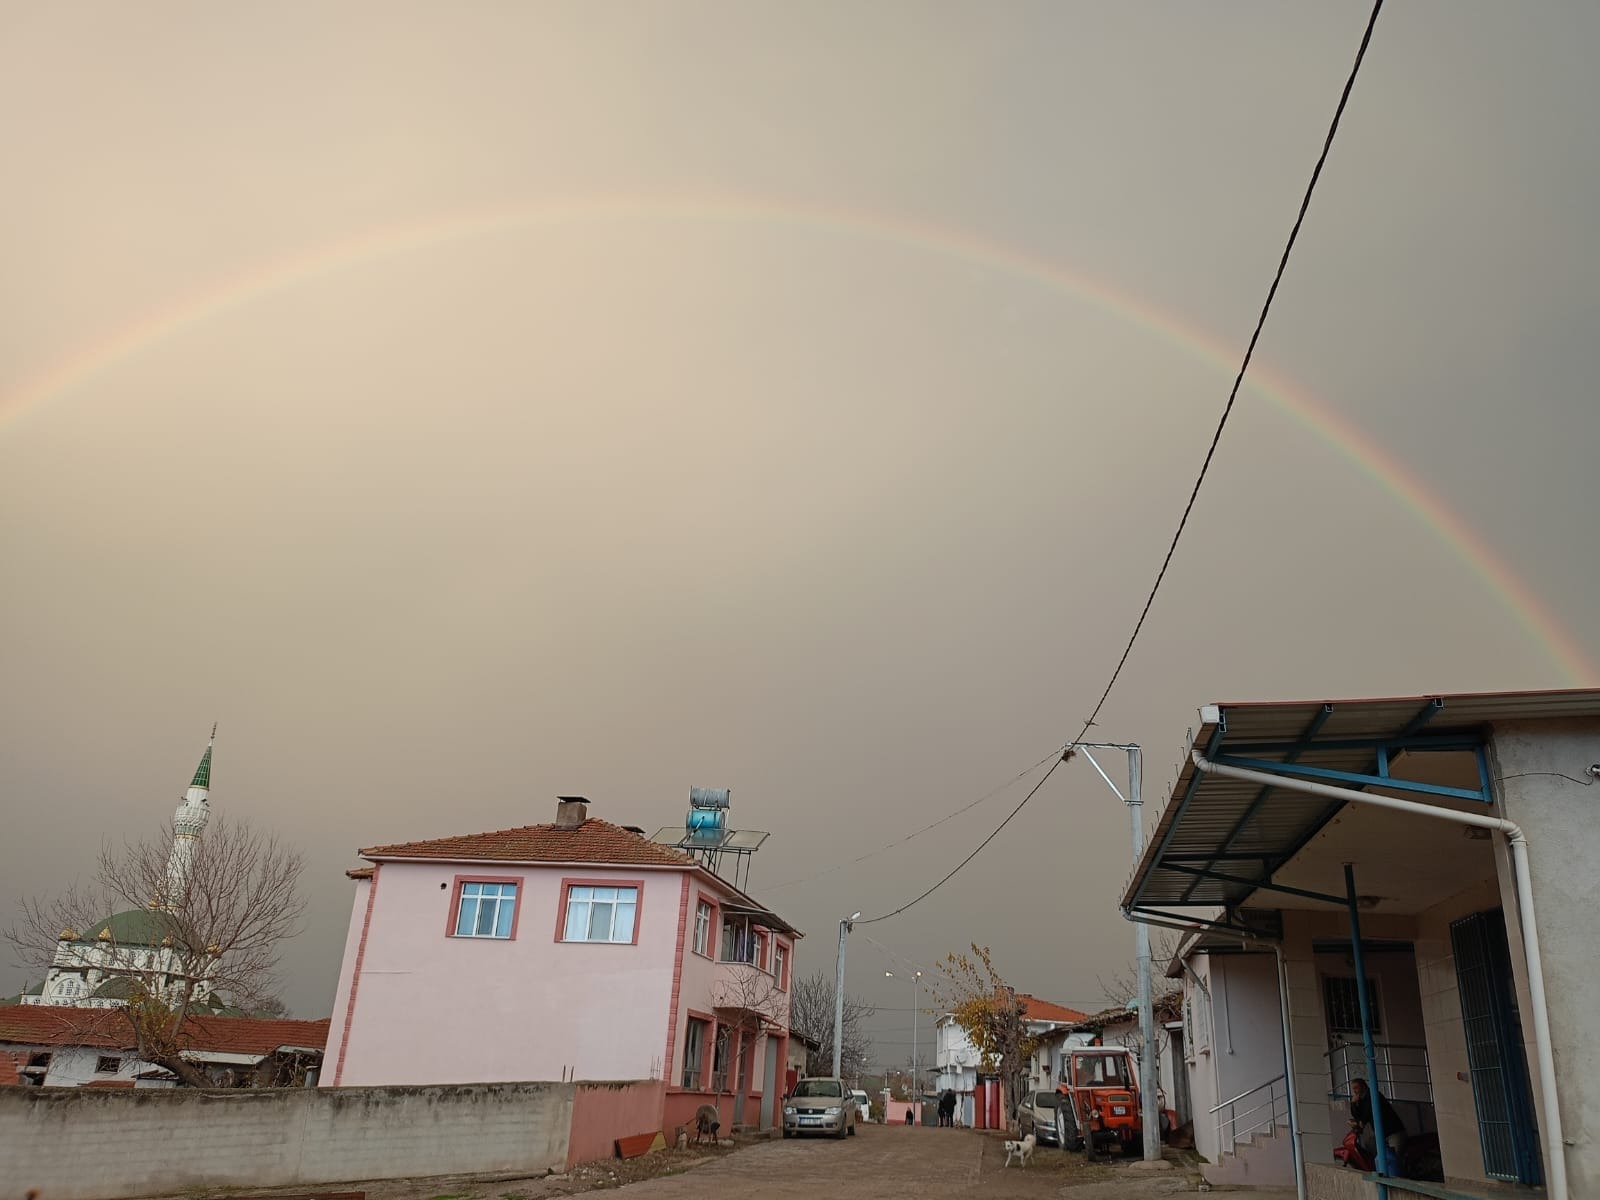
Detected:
[
  {"left": 724, "top": 829, "right": 770, "bottom": 851},
  {"left": 649, "top": 826, "right": 686, "bottom": 844}
]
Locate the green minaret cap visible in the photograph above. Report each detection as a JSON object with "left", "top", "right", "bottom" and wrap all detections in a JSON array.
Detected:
[{"left": 190, "top": 724, "right": 215, "bottom": 790}]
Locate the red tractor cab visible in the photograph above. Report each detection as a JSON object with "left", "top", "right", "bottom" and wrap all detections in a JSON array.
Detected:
[{"left": 1052, "top": 1046, "right": 1147, "bottom": 1155}]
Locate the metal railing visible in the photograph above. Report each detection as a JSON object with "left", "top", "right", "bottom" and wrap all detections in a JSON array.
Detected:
[
  {"left": 1211, "top": 1074, "right": 1289, "bottom": 1148},
  {"left": 1324, "top": 1040, "right": 1432, "bottom": 1100},
  {"left": 1325, "top": 1040, "right": 1434, "bottom": 1135}
]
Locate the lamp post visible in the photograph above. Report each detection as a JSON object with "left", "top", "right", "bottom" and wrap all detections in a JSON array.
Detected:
[
  {"left": 1067, "top": 741, "right": 1158, "bottom": 1164},
  {"left": 887, "top": 968, "right": 925, "bottom": 1120},
  {"left": 832, "top": 912, "right": 862, "bottom": 1079}
]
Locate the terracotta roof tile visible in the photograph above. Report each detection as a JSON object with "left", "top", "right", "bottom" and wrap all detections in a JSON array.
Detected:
[
  {"left": 0, "top": 1007, "right": 330, "bottom": 1055},
  {"left": 345, "top": 866, "right": 375, "bottom": 879},
  {"left": 1067, "top": 994, "right": 1181, "bottom": 1032},
  {"left": 360, "top": 818, "right": 696, "bottom": 869},
  {"left": 1016, "top": 994, "right": 1091, "bottom": 1025}
]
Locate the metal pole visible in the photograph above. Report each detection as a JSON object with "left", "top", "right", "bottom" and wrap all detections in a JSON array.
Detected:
[
  {"left": 1129, "top": 745, "right": 1159, "bottom": 1163},
  {"left": 1343, "top": 864, "right": 1389, "bottom": 1193},
  {"left": 1273, "top": 944, "right": 1307, "bottom": 1200},
  {"left": 832, "top": 916, "right": 850, "bottom": 1079},
  {"left": 912, "top": 974, "right": 918, "bottom": 1119}
]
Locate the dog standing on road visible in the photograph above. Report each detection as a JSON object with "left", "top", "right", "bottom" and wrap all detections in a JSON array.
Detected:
[{"left": 1003, "top": 1131, "right": 1037, "bottom": 1168}]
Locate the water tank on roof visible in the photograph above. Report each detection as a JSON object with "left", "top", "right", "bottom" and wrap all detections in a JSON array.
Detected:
[{"left": 686, "top": 786, "right": 730, "bottom": 845}]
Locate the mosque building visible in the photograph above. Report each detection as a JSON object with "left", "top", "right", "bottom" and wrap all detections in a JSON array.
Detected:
[{"left": 14, "top": 730, "right": 230, "bottom": 1012}]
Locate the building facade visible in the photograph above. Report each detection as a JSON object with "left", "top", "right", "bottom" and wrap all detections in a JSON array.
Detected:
[
  {"left": 1123, "top": 690, "right": 1600, "bottom": 1200},
  {"left": 325, "top": 797, "right": 801, "bottom": 1134}
]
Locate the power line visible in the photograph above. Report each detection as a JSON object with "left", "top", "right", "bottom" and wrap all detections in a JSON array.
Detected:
[
  {"left": 856, "top": 0, "right": 1386, "bottom": 927},
  {"left": 760, "top": 747, "right": 1063, "bottom": 892},
  {"left": 856, "top": 755, "right": 1066, "bottom": 924}
]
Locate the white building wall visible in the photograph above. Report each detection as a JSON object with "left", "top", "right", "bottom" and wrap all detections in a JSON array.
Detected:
[
  {"left": 1489, "top": 718, "right": 1600, "bottom": 1198},
  {"left": 39, "top": 1046, "right": 148, "bottom": 1088}
]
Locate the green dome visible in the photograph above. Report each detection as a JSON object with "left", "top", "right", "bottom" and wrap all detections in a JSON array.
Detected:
[
  {"left": 92, "top": 976, "right": 136, "bottom": 1000},
  {"left": 79, "top": 909, "right": 182, "bottom": 948}
]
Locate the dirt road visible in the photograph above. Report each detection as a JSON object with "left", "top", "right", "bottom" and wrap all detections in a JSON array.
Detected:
[{"left": 589, "top": 1125, "right": 1194, "bottom": 1199}]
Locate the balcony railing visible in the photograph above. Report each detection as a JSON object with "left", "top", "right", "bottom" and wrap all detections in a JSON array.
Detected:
[{"left": 1325, "top": 1039, "right": 1435, "bottom": 1135}]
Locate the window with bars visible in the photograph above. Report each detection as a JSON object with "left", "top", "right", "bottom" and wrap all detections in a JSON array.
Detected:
[{"left": 1323, "top": 976, "right": 1382, "bottom": 1035}]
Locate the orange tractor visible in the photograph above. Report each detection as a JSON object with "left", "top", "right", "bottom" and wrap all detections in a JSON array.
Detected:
[{"left": 1051, "top": 1046, "right": 1173, "bottom": 1156}]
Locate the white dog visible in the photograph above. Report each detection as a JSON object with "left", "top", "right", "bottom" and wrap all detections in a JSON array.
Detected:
[{"left": 1004, "top": 1131, "right": 1037, "bottom": 1168}]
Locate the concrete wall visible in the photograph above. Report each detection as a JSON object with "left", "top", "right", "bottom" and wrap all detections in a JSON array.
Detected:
[
  {"left": 567, "top": 1080, "right": 668, "bottom": 1168},
  {"left": 1, "top": 1080, "right": 597, "bottom": 1200},
  {"left": 1210, "top": 952, "right": 1287, "bottom": 1138},
  {"left": 329, "top": 862, "right": 682, "bottom": 1086},
  {"left": 1490, "top": 718, "right": 1600, "bottom": 1197}
]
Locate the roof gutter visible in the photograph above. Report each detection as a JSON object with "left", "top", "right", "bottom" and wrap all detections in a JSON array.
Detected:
[{"left": 1190, "top": 750, "right": 1568, "bottom": 1200}]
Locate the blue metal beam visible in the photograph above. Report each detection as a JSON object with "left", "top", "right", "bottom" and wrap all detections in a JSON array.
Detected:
[
  {"left": 1177, "top": 705, "right": 1334, "bottom": 904},
  {"left": 1395, "top": 697, "right": 1444, "bottom": 738},
  {"left": 1345, "top": 863, "right": 1392, "bottom": 1190},
  {"left": 1126, "top": 906, "right": 1274, "bottom": 941},
  {"left": 1161, "top": 862, "right": 1347, "bottom": 906},
  {"left": 1209, "top": 755, "right": 1490, "bottom": 802}
]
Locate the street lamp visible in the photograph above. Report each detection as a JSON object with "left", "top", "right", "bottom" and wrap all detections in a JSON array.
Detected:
[
  {"left": 832, "top": 912, "right": 862, "bottom": 1079},
  {"left": 886, "top": 968, "right": 925, "bottom": 1119}
]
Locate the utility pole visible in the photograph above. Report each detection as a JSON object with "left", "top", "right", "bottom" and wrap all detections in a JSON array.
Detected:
[
  {"left": 832, "top": 911, "right": 861, "bottom": 1079},
  {"left": 1128, "top": 745, "right": 1159, "bottom": 1164},
  {"left": 1068, "top": 741, "right": 1159, "bottom": 1163}
]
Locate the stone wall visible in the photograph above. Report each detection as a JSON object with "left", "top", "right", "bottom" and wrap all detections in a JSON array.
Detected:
[{"left": 0, "top": 1078, "right": 661, "bottom": 1200}]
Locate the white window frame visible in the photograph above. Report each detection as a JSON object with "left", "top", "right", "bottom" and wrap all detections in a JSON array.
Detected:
[
  {"left": 563, "top": 885, "right": 639, "bottom": 944},
  {"left": 693, "top": 900, "right": 714, "bottom": 956},
  {"left": 453, "top": 880, "right": 519, "bottom": 939}
]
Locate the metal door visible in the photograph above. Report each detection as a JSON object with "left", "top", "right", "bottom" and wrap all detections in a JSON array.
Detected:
[
  {"left": 761, "top": 1036, "right": 780, "bottom": 1128},
  {"left": 1451, "top": 908, "right": 1542, "bottom": 1184}
]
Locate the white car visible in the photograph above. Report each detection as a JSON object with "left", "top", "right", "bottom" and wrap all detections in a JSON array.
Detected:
[
  {"left": 782, "top": 1078, "right": 858, "bottom": 1139},
  {"left": 850, "top": 1089, "right": 872, "bottom": 1121}
]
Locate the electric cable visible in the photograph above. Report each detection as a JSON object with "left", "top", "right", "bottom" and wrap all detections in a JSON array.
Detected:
[{"left": 855, "top": 0, "right": 1387, "bottom": 926}]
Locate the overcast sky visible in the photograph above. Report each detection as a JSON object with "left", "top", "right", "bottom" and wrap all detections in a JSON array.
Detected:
[{"left": 3, "top": 2, "right": 1597, "bottom": 1061}]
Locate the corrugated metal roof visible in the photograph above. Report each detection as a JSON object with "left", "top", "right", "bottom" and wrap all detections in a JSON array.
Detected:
[{"left": 1122, "top": 688, "right": 1600, "bottom": 914}]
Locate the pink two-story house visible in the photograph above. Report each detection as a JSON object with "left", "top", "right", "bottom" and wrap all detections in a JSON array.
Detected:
[{"left": 324, "top": 797, "right": 801, "bottom": 1133}]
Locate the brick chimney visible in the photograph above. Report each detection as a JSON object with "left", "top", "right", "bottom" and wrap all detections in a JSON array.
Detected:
[{"left": 555, "top": 796, "right": 589, "bottom": 828}]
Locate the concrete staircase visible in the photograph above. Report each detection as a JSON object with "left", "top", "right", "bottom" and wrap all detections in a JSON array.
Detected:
[{"left": 1202, "top": 1124, "right": 1297, "bottom": 1187}]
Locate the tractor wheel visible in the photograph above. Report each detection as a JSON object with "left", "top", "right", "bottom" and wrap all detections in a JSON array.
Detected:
[{"left": 1056, "top": 1103, "right": 1084, "bottom": 1153}]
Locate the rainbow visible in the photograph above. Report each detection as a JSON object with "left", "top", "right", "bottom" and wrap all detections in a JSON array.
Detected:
[{"left": 5, "top": 193, "right": 1593, "bottom": 684}]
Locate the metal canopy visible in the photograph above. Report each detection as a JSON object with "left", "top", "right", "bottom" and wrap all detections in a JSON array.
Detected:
[{"left": 1123, "top": 688, "right": 1600, "bottom": 917}]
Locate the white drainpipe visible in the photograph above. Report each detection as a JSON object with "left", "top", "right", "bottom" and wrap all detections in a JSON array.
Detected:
[{"left": 1191, "top": 750, "right": 1568, "bottom": 1200}]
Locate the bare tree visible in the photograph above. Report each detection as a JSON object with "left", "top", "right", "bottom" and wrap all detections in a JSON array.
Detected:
[
  {"left": 5, "top": 816, "right": 305, "bottom": 1087},
  {"left": 787, "top": 969, "right": 876, "bottom": 1079},
  {"left": 702, "top": 961, "right": 788, "bottom": 1126},
  {"left": 935, "top": 944, "right": 1036, "bottom": 1127},
  {"left": 1096, "top": 928, "right": 1183, "bottom": 1010}
]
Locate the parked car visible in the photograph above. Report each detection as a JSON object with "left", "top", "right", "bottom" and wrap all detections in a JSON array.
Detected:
[
  {"left": 849, "top": 1089, "right": 872, "bottom": 1121},
  {"left": 1016, "top": 1090, "right": 1062, "bottom": 1145},
  {"left": 782, "top": 1077, "right": 858, "bottom": 1139}
]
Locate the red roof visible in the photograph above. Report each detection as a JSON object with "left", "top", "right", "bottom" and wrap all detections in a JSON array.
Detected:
[
  {"left": 346, "top": 866, "right": 374, "bottom": 879},
  {"left": 0, "top": 1007, "right": 330, "bottom": 1055},
  {"left": 1016, "top": 994, "right": 1091, "bottom": 1025},
  {"left": 360, "top": 817, "right": 696, "bottom": 869}
]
